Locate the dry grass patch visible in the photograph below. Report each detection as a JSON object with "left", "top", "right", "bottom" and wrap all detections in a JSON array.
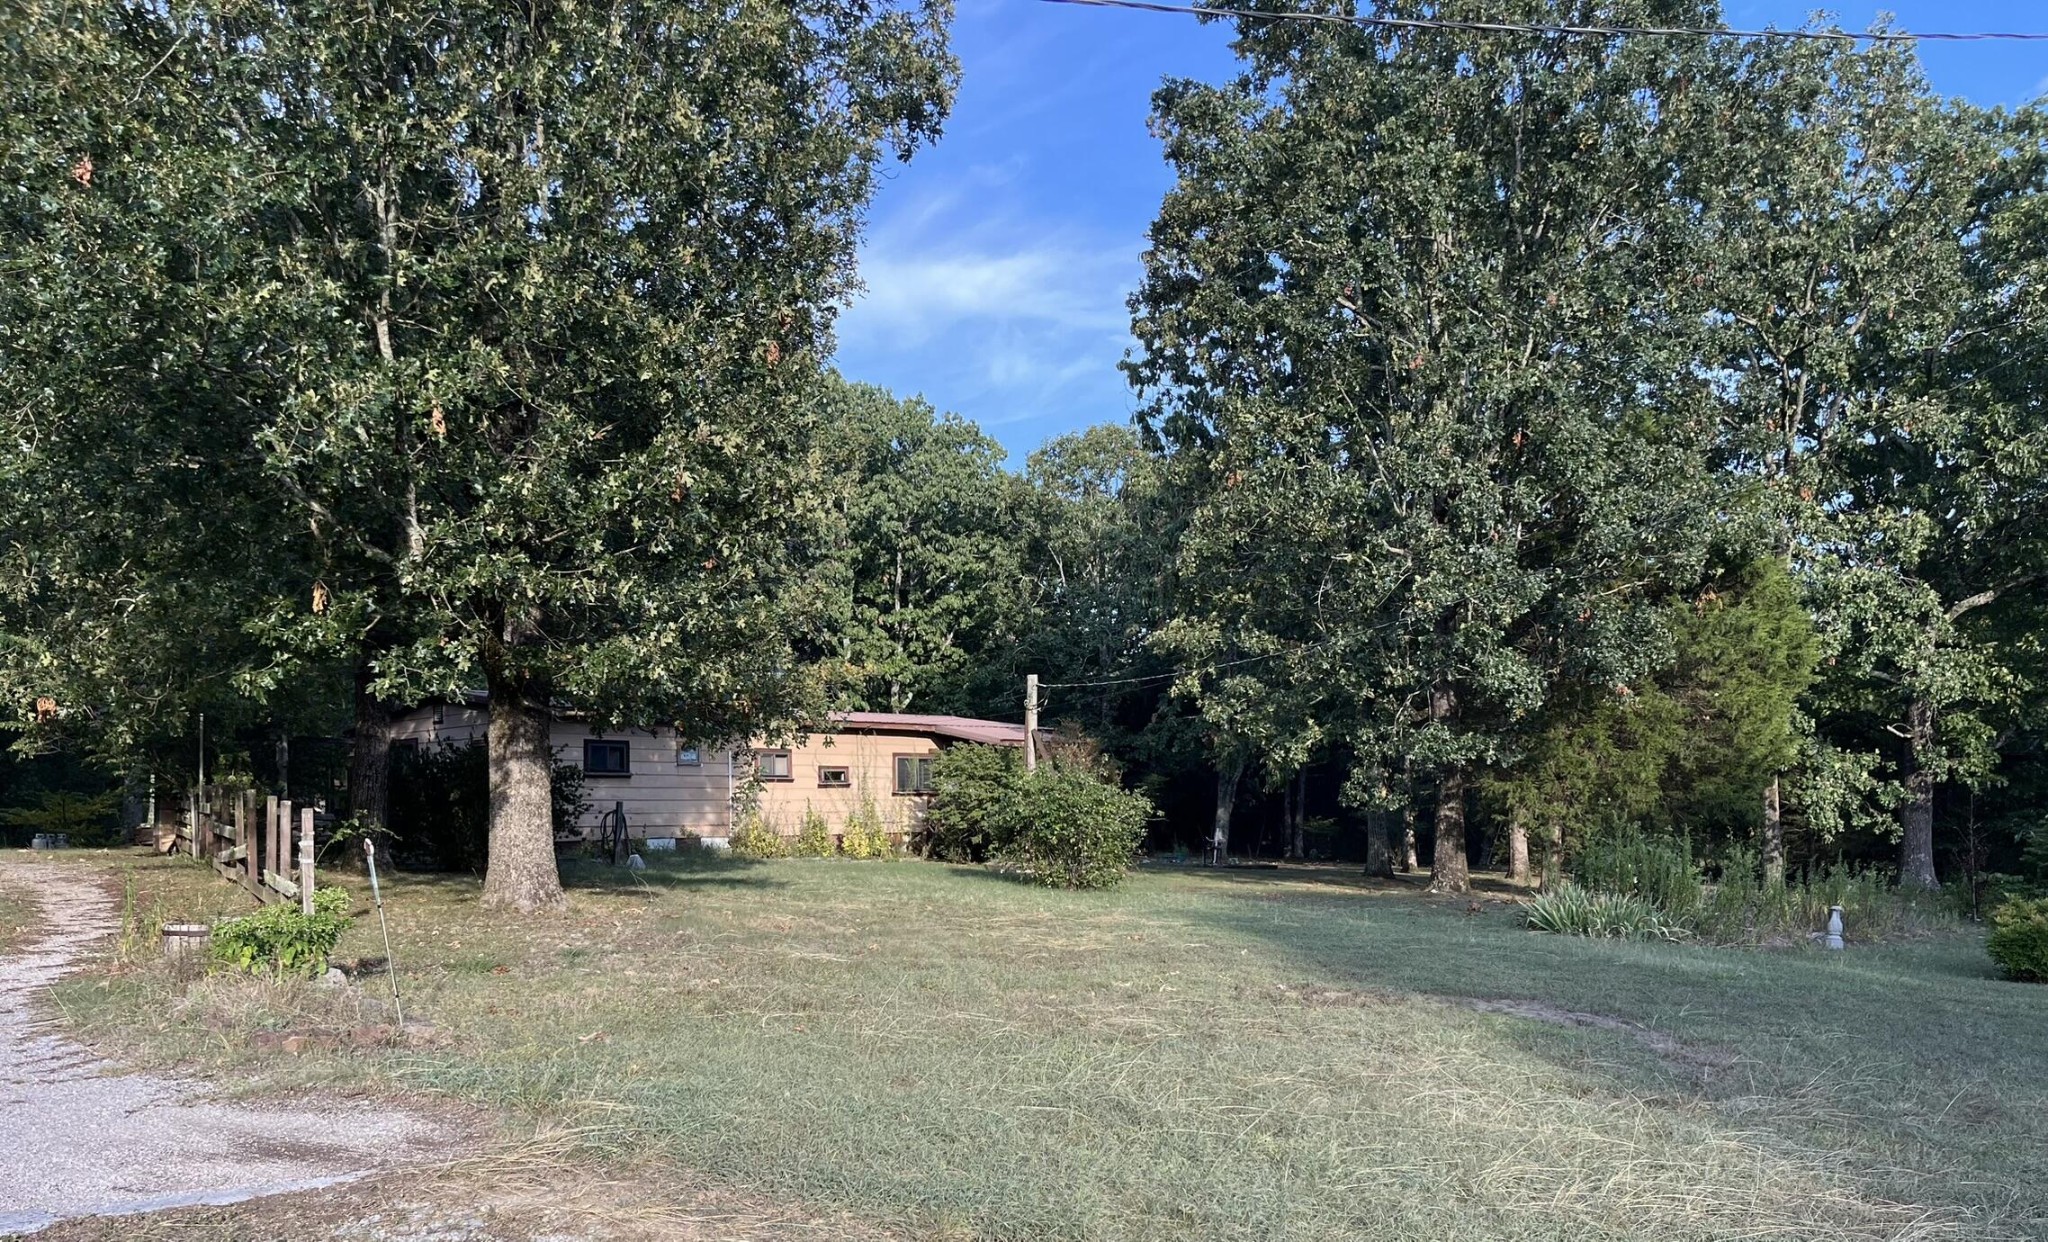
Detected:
[{"left": 34, "top": 850, "right": 2048, "bottom": 1242}]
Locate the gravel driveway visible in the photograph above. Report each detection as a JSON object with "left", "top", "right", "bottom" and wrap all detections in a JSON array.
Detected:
[{"left": 0, "top": 861, "right": 450, "bottom": 1237}]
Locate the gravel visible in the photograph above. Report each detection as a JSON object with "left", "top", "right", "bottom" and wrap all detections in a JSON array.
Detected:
[{"left": 0, "top": 861, "right": 450, "bottom": 1237}]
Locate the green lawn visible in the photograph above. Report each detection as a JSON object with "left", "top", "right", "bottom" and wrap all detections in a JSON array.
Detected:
[{"left": 37, "top": 851, "right": 2048, "bottom": 1241}]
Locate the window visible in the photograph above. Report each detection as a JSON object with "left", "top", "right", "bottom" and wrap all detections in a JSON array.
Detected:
[
  {"left": 818, "top": 766, "right": 851, "bottom": 789},
  {"left": 431, "top": 704, "right": 445, "bottom": 725},
  {"left": 676, "top": 744, "right": 701, "bottom": 767},
  {"left": 583, "top": 738, "right": 631, "bottom": 777},
  {"left": 894, "top": 754, "right": 936, "bottom": 795},
  {"left": 392, "top": 737, "right": 420, "bottom": 756},
  {"left": 755, "top": 749, "right": 793, "bottom": 781}
]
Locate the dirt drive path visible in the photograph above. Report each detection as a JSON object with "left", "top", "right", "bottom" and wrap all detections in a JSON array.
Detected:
[{"left": 0, "top": 862, "right": 449, "bottom": 1237}]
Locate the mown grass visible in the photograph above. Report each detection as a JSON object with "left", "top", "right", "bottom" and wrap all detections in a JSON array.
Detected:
[{"left": 32, "top": 850, "right": 2048, "bottom": 1241}]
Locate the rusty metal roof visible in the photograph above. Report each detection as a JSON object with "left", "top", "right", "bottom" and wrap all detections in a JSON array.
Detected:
[{"left": 827, "top": 712, "right": 1028, "bottom": 747}]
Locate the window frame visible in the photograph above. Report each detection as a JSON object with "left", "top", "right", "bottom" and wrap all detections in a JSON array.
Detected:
[
  {"left": 817, "top": 765, "right": 852, "bottom": 789},
  {"left": 582, "top": 737, "right": 632, "bottom": 778},
  {"left": 893, "top": 753, "right": 937, "bottom": 796},
  {"left": 754, "top": 748, "right": 794, "bottom": 782}
]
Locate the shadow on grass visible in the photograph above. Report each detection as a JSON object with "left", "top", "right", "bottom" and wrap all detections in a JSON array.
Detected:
[
  {"left": 558, "top": 850, "right": 788, "bottom": 895},
  {"left": 1141, "top": 859, "right": 1533, "bottom": 899},
  {"left": 1175, "top": 878, "right": 2047, "bottom": 1232}
]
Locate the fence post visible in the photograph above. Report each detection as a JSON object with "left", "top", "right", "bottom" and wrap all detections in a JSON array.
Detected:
[
  {"left": 263, "top": 796, "right": 278, "bottom": 898},
  {"left": 299, "top": 807, "right": 315, "bottom": 916},
  {"left": 274, "top": 799, "right": 291, "bottom": 899}
]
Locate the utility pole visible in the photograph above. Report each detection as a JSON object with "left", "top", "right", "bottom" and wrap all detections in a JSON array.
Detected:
[{"left": 1024, "top": 674, "right": 1039, "bottom": 773}]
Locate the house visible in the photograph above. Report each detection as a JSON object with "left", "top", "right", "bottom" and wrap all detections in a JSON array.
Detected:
[{"left": 387, "top": 700, "right": 1027, "bottom": 846}]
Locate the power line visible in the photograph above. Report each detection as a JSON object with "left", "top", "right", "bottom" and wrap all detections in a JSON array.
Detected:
[
  {"left": 1040, "top": 0, "right": 2048, "bottom": 43},
  {"left": 1041, "top": 625, "right": 1395, "bottom": 690}
]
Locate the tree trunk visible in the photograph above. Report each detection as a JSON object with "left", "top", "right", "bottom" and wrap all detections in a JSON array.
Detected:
[
  {"left": 1364, "top": 808, "right": 1394, "bottom": 878},
  {"left": 1506, "top": 808, "right": 1529, "bottom": 885},
  {"left": 1761, "top": 774, "right": 1784, "bottom": 886},
  {"left": 1429, "top": 764, "right": 1471, "bottom": 894},
  {"left": 481, "top": 661, "right": 565, "bottom": 912},
  {"left": 1898, "top": 697, "right": 1938, "bottom": 890},
  {"left": 1543, "top": 818, "right": 1564, "bottom": 892},
  {"left": 1400, "top": 801, "right": 1418, "bottom": 873},
  {"left": 1211, "top": 759, "right": 1241, "bottom": 864},
  {"left": 347, "top": 662, "right": 395, "bottom": 831},
  {"left": 1289, "top": 771, "right": 1306, "bottom": 860},
  {"left": 274, "top": 731, "right": 291, "bottom": 801}
]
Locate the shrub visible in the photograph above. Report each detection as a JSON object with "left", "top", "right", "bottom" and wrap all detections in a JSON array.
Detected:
[
  {"left": 794, "top": 807, "right": 834, "bottom": 858},
  {"left": 996, "top": 764, "right": 1152, "bottom": 890},
  {"left": 1, "top": 788, "right": 126, "bottom": 848},
  {"left": 211, "top": 887, "right": 353, "bottom": 975},
  {"left": 1988, "top": 897, "right": 2048, "bottom": 983},
  {"left": 1573, "top": 823, "right": 1701, "bottom": 917},
  {"left": 1526, "top": 884, "right": 1686, "bottom": 941},
  {"left": 729, "top": 812, "right": 790, "bottom": 859},
  {"left": 923, "top": 744, "right": 1026, "bottom": 860},
  {"left": 841, "top": 798, "right": 892, "bottom": 860}
]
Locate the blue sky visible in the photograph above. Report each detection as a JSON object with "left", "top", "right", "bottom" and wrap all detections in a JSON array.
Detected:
[{"left": 830, "top": 0, "right": 2048, "bottom": 459}]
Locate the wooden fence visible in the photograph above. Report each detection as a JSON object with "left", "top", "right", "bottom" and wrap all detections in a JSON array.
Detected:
[{"left": 178, "top": 785, "right": 318, "bottom": 912}]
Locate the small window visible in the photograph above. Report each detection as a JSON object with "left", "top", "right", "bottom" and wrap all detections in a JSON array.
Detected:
[
  {"left": 584, "top": 738, "right": 631, "bottom": 777},
  {"left": 431, "top": 704, "right": 445, "bottom": 725},
  {"left": 392, "top": 737, "right": 420, "bottom": 756},
  {"left": 894, "top": 754, "right": 936, "bottom": 795},
  {"left": 755, "top": 749, "right": 793, "bottom": 781},
  {"left": 676, "top": 744, "right": 701, "bottom": 767},
  {"left": 818, "top": 766, "right": 851, "bottom": 789}
]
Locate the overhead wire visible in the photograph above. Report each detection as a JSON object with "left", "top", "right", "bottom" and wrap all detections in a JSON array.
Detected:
[{"left": 1039, "top": 0, "right": 2048, "bottom": 43}]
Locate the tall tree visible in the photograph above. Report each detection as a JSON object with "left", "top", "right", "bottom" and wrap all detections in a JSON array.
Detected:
[
  {"left": 823, "top": 379, "right": 1024, "bottom": 714},
  {"left": 1129, "top": 0, "right": 1732, "bottom": 891},
  {"left": 1707, "top": 35, "right": 2043, "bottom": 888},
  {"left": 5, "top": 0, "right": 956, "bottom": 911},
  {"left": 0, "top": 5, "right": 337, "bottom": 772}
]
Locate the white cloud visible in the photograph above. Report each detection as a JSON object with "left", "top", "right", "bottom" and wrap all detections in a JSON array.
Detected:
[{"left": 845, "top": 244, "right": 1133, "bottom": 347}]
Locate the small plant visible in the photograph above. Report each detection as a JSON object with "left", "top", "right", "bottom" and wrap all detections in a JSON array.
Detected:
[
  {"left": 210, "top": 887, "right": 354, "bottom": 975},
  {"left": 794, "top": 806, "right": 834, "bottom": 858},
  {"left": 729, "top": 812, "right": 790, "bottom": 859},
  {"left": 841, "top": 798, "right": 891, "bottom": 859},
  {"left": 1526, "top": 883, "right": 1687, "bottom": 941},
  {"left": 1987, "top": 896, "right": 2048, "bottom": 983}
]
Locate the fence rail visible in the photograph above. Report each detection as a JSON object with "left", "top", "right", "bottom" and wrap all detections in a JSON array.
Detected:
[{"left": 184, "top": 785, "right": 316, "bottom": 911}]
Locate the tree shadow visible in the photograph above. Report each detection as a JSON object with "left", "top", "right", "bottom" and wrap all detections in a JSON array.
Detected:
[
  {"left": 558, "top": 851, "right": 788, "bottom": 895},
  {"left": 1144, "top": 859, "right": 1531, "bottom": 899},
  {"left": 1175, "top": 880, "right": 2046, "bottom": 1231}
]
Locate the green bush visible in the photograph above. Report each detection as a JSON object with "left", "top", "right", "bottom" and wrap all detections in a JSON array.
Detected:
[
  {"left": 996, "top": 764, "right": 1152, "bottom": 890},
  {"left": 1573, "top": 823, "right": 1701, "bottom": 917},
  {"left": 1988, "top": 897, "right": 2048, "bottom": 983},
  {"left": 841, "top": 798, "right": 892, "bottom": 859},
  {"left": 922, "top": 745, "right": 1152, "bottom": 888},
  {"left": 923, "top": 744, "right": 1026, "bottom": 860},
  {"left": 1526, "top": 883, "right": 1686, "bottom": 941},
  {"left": 794, "top": 806, "right": 834, "bottom": 858},
  {"left": 210, "top": 886, "right": 353, "bottom": 975},
  {"left": 729, "top": 812, "right": 790, "bottom": 859},
  {"left": 1, "top": 789, "right": 126, "bottom": 847}
]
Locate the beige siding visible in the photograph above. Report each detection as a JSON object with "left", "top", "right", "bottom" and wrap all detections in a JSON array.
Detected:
[
  {"left": 385, "top": 712, "right": 969, "bottom": 843},
  {"left": 563, "top": 723, "right": 734, "bottom": 838},
  {"left": 388, "top": 708, "right": 735, "bottom": 838},
  {"left": 753, "top": 731, "right": 937, "bottom": 838},
  {"left": 389, "top": 706, "right": 486, "bottom": 747}
]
